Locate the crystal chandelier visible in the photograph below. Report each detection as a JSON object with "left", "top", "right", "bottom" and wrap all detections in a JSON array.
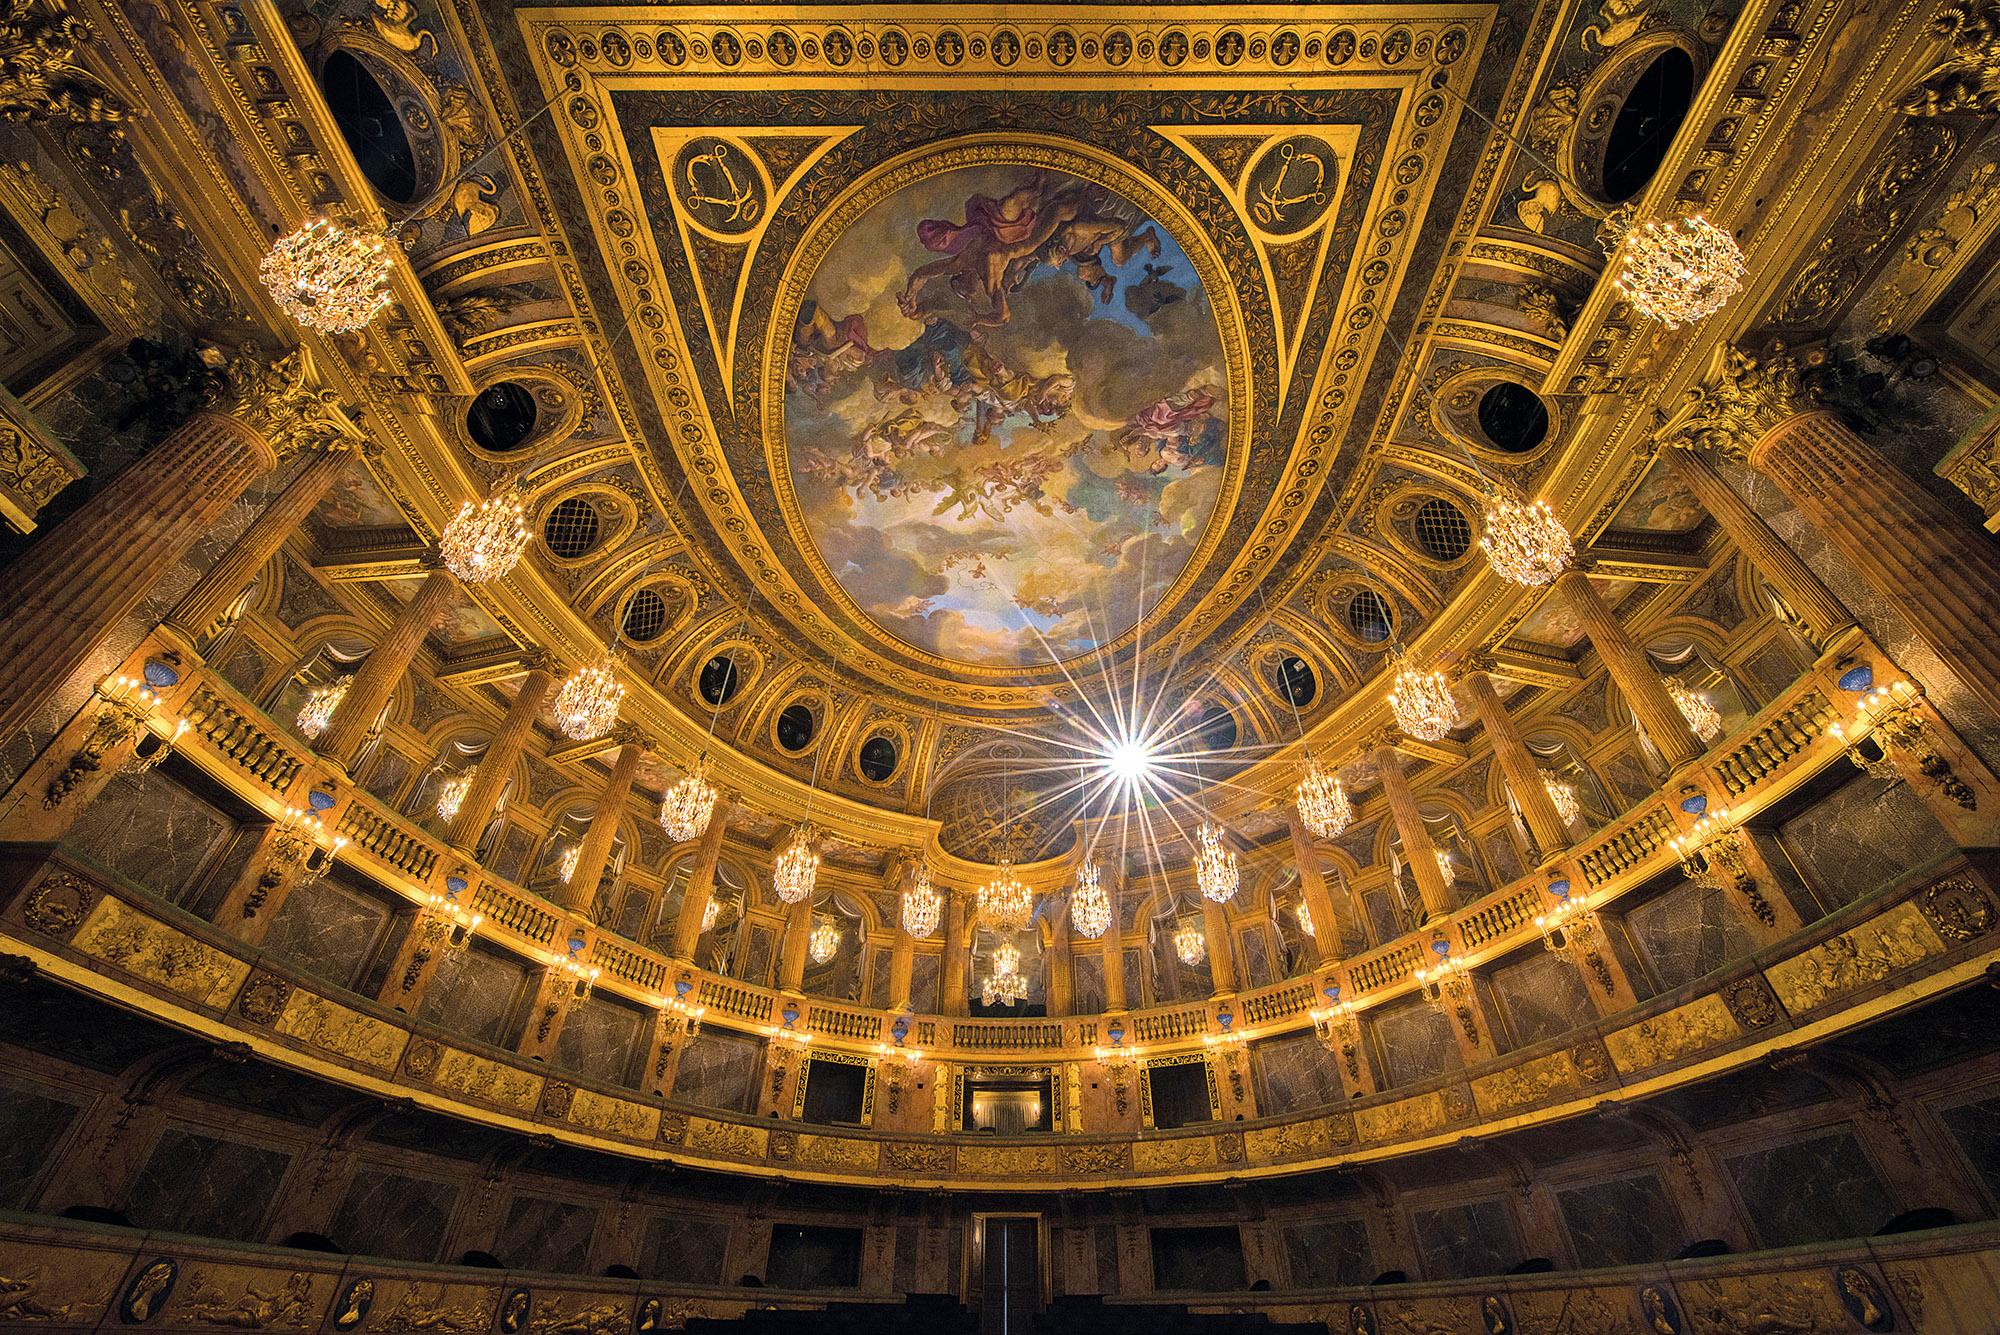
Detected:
[
  {"left": 901, "top": 860, "right": 942, "bottom": 938},
  {"left": 295, "top": 678, "right": 350, "bottom": 739},
  {"left": 1434, "top": 848, "right": 1457, "bottom": 891},
  {"left": 701, "top": 896, "right": 720, "bottom": 933},
  {"left": 260, "top": 218, "right": 394, "bottom": 333},
  {"left": 977, "top": 857, "right": 1034, "bottom": 931},
  {"left": 1665, "top": 678, "right": 1723, "bottom": 741},
  {"left": 1069, "top": 860, "right": 1111, "bottom": 941},
  {"left": 1295, "top": 902, "right": 1315, "bottom": 939},
  {"left": 439, "top": 490, "right": 531, "bottom": 584},
  {"left": 1295, "top": 759, "right": 1353, "bottom": 838},
  {"left": 659, "top": 755, "right": 718, "bottom": 842},
  {"left": 1173, "top": 916, "right": 1207, "bottom": 966},
  {"left": 1540, "top": 768, "right": 1582, "bottom": 826},
  {"left": 553, "top": 654, "right": 624, "bottom": 741},
  {"left": 557, "top": 844, "right": 580, "bottom": 884},
  {"left": 1389, "top": 662, "right": 1460, "bottom": 741},
  {"left": 1608, "top": 213, "right": 1746, "bottom": 328},
  {"left": 773, "top": 824, "right": 820, "bottom": 904},
  {"left": 1480, "top": 492, "right": 1573, "bottom": 587},
  {"left": 436, "top": 771, "right": 472, "bottom": 822},
  {"left": 808, "top": 913, "right": 840, "bottom": 965},
  {"left": 981, "top": 939, "right": 1027, "bottom": 1006},
  {"left": 1193, "top": 821, "right": 1239, "bottom": 903}
]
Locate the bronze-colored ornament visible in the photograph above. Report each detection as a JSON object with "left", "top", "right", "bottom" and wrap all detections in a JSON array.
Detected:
[
  {"left": 767, "top": 1128, "right": 797, "bottom": 1161},
  {"left": 1919, "top": 875, "right": 1996, "bottom": 942},
  {"left": 1571, "top": 1038, "right": 1614, "bottom": 1084},
  {"left": 657, "top": 1110, "right": 688, "bottom": 1144},
  {"left": 1891, "top": 1, "right": 2000, "bottom": 116},
  {"left": 1328, "top": 1111, "right": 1357, "bottom": 1146},
  {"left": 0, "top": 0, "right": 126, "bottom": 123},
  {"left": 236, "top": 971, "right": 291, "bottom": 1024},
  {"left": 22, "top": 870, "right": 90, "bottom": 938},
  {"left": 205, "top": 344, "right": 354, "bottom": 458},
  {"left": 538, "top": 1079, "right": 574, "bottom": 1118},
  {"left": 497, "top": 1287, "right": 531, "bottom": 1334},
  {"left": 1216, "top": 1130, "right": 1244, "bottom": 1164},
  {"left": 1721, "top": 976, "right": 1782, "bottom": 1029},
  {"left": 331, "top": 1277, "right": 375, "bottom": 1331},
  {"left": 402, "top": 1037, "right": 442, "bottom": 1081},
  {"left": 882, "top": 1142, "right": 952, "bottom": 1173},
  {"left": 1655, "top": 343, "right": 1812, "bottom": 460},
  {"left": 120, "top": 1257, "right": 177, "bottom": 1324}
]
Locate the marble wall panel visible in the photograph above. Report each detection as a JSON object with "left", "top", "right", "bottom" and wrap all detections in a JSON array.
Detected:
[
  {"left": 1724, "top": 1129, "right": 1895, "bottom": 1248},
  {"left": 1411, "top": 1198, "right": 1519, "bottom": 1281},
  {"left": 640, "top": 1212, "right": 731, "bottom": 1284},
  {"left": 1239, "top": 929, "right": 1273, "bottom": 989},
  {"left": 910, "top": 952, "right": 940, "bottom": 1014},
  {"left": 495, "top": 1194, "right": 598, "bottom": 1274},
  {"left": 1374, "top": 999, "right": 1462, "bottom": 1088},
  {"left": 62, "top": 770, "right": 235, "bottom": 904},
  {"left": 866, "top": 948, "right": 893, "bottom": 1009},
  {"left": 1255, "top": 1031, "right": 1341, "bottom": 1115},
  {"left": 1150, "top": 1226, "right": 1245, "bottom": 1291},
  {"left": 739, "top": 925, "right": 775, "bottom": 988},
  {"left": 1941, "top": 1089, "right": 2000, "bottom": 1207},
  {"left": 670, "top": 1027, "right": 763, "bottom": 1114},
  {"left": 1778, "top": 774, "right": 1956, "bottom": 912},
  {"left": 124, "top": 1127, "right": 289, "bottom": 1243},
  {"left": 1555, "top": 1171, "right": 1683, "bottom": 1267},
  {"left": 1490, "top": 950, "right": 1596, "bottom": 1052},
  {"left": 216, "top": 640, "right": 270, "bottom": 697},
  {"left": 0, "top": 1081, "right": 80, "bottom": 1208},
  {"left": 258, "top": 875, "right": 393, "bottom": 994},
  {"left": 1279, "top": 1216, "right": 1372, "bottom": 1288},
  {"left": 415, "top": 944, "right": 529, "bottom": 1050},
  {"left": 1627, "top": 880, "right": 1759, "bottom": 991},
  {"left": 491, "top": 823, "right": 533, "bottom": 883},
  {"left": 1362, "top": 888, "right": 1405, "bottom": 945},
  {"left": 329, "top": 1165, "right": 459, "bottom": 1262},
  {"left": 551, "top": 994, "right": 648, "bottom": 1089},
  {"left": 1121, "top": 949, "right": 1143, "bottom": 1007}
]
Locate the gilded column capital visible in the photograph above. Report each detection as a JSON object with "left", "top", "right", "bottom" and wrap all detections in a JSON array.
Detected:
[
  {"left": 1359, "top": 725, "right": 1403, "bottom": 755},
  {"left": 1653, "top": 343, "right": 1814, "bottom": 461},
  {"left": 205, "top": 345, "right": 357, "bottom": 460},
  {"left": 1459, "top": 648, "right": 1499, "bottom": 679},
  {"left": 609, "top": 723, "right": 648, "bottom": 752},
  {"left": 1891, "top": 2, "right": 2000, "bottom": 116},
  {"left": 518, "top": 647, "right": 558, "bottom": 676},
  {"left": 0, "top": 0, "right": 127, "bottom": 123}
]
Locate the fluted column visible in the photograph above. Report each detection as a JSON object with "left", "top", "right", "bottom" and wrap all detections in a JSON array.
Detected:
[
  {"left": 162, "top": 443, "right": 361, "bottom": 643},
  {"left": 778, "top": 893, "right": 813, "bottom": 992},
  {"left": 446, "top": 664, "right": 554, "bottom": 851},
  {"left": 315, "top": 566, "right": 458, "bottom": 770},
  {"left": 940, "top": 890, "right": 971, "bottom": 1015},
  {"left": 1046, "top": 900, "right": 1073, "bottom": 1016},
  {"left": 1554, "top": 569, "right": 1704, "bottom": 768},
  {"left": 559, "top": 738, "right": 643, "bottom": 918},
  {"left": 1749, "top": 409, "right": 2000, "bottom": 722},
  {"left": 0, "top": 348, "right": 350, "bottom": 742},
  {"left": 1200, "top": 897, "right": 1236, "bottom": 994},
  {"left": 1101, "top": 871, "right": 1127, "bottom": 1011},
  {"left": 1287, "top": 813, "right": 1347, "bottom": 963},
  {"left": 1464, "top": 668, "right": 1571, "bottom": 855},
  {"left": 1372, "top": 741, "right": 1454, "bottom": 921},
  {"left": 1656, "top": 444, "right": 1853, "bottom": 642},
  {"left": 886, "top": 859, "right": 917, "bottom": 1010},
  {"left": 666, "top": 796, "right": 733, "bottom": 958}
]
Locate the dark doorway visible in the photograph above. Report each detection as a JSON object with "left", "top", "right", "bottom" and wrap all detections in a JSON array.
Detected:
[{"left": 977, "top": 1215, "right": 1040, "bottom": 1335}]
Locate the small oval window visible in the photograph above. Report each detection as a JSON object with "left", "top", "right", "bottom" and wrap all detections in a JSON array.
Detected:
[
  {"left": 776, "top": 702, "right": 816, "bottom": 751},
  {"left": 1276, "top": 655, "right": 1316, "bottom": 707},
  {"left": 622, "top": 588, "right": 667, "bottom": 642},
  {"left": 319, "top": 50, "right": 419, "bottom": 204},
  {"left": 1413, "top": 499, "right": 1473, "bottom": 563},
  {"left": 543, "top": 496, "right": 601, "bottom": 559},
  {"left": 1347, "top": 589, "right": 1394, "bottom": 643},
  {"left": 1191, "top": 703, "right": 1237, "bottom": 753},
  {"left": 698, "top": 655, "right": 741, "bottom": 706},
  {"left": 858, "top": 735, "right": 898, "bottom": 782},
  {"left": 1476, "top": 383, "right": 1549, "bottom": 453},
  {"left": 1602, "top": 47, "right": 1695, "bottom": 203},
  {"left": 467, "top": 382, "right": 538, "bottom": 452}
]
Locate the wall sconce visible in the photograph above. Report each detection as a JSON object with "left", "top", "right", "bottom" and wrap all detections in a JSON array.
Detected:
[
  {"left": 1829, "top": 679, "right": 1975, "bottom": 810},
  {"left": 1414, "top": 934, "right": 1480, "bottom": 1047}
]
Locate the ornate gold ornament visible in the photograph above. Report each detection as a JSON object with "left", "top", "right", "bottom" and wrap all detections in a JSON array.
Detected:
[
  {"left": 1605, "top": 211, "right": 1747, "bottom": 328},
  {"left": 1829, "top": 679, "right": 1978, "bottom": 810},
  {"left": 773, "top": 823, "right": 820, "bottom": 904},
  {"left": 981, "top": 937, "right": 1026, "bottom": 1006},
  {"left": 204, "top": 345, "right": 354, "bottom": 456},
  {"left": 45, "top": 674, "right": 185, "bottom": 807},
  {"left": 1173, "top": 916, "right": 1206, "bottom": 966},
  {"left": 552, "top": 654, "right": 623, "bottom": 740},
  {"left": 1655, "top": 342, "right": 1811, "bottom": 459},
  {"left": 419, "top": 884, "right": 482, "bottom": 954},
  {"left": 659, "top": 754, "right": 719, "bottom": 841},
  {"left": 551, "top": 945, "right": 600, "bottom": 1012},
  {"left": 1479, "top": 491, "right": 1573, "bottom": 586},
  {"left": 901, "top": 858, "right": 942, "bottom": 938},
  {"left": 1665, "top": 677, "right": 1724, "bottom": 741},
  {"left": 259, "top": 218, "right": 393, "bottom": 333},
  {"left": 438, "top": 488, "right": 530, "bottom": 583},
  {"left": 1295, "top": 759, "right": 1353, "bottom": 838},
  {"left": 0, "top": 0, "right": 126, "bottom": 123},
  {"left": 1069, "top": 859, "right": 1110, "bottom": 940},
  {"left": 1415, "top": 936, "right": 1479, "bottom": 1044},
  {"left": 807, "top": 912, "right": 840, "bottom": 965},
  {"left": 1193, "top": 820, "right": 1239, "bottom": 903},
  {"left": 1389, "top": 660, "right": 1460, "bottom": 741},
  {"left": 295, "top": 677, "right": 350, "bottom": 739},
  {"left": 1534, "top": 881, "right": 1610, "bottom": 991},
  {"left": 1892, "top": 1, "right": 2000, "bottom": 116}
]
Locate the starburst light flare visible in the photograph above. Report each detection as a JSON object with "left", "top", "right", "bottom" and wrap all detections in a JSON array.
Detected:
[
  {"left": 440, "top": 491, "right": 531, "bottom": 584},
  {"left": 296, "top": 678, "right": 350, "bottom": 739},
  {"left": 553, "top": 655, "right": 623, "bottom": 741},
  {"left": 1609, "top": 213, "right": 1746, "bottom": 328},
  {"left": 436, "top": 771, "right": 472, "bottom": 822},
  {"left": 1480, "top": 493, "right": 1573, "bottom": 587},
  {"left": 1666, "top": 678, "right": 1724, "bottom": 741},
  {"left": 1295, "top": 760, "right": 1353, "bottom": 838},
  {"left": 260, "top": 218, "right": 394, "bottom": 333}
]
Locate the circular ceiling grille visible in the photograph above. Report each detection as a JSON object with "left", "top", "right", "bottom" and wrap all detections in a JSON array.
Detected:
[
  {"left": 1346, "top": 589, "right": 1394, "bottom": 643},
  {"left": 1413, "top": 498, "right": 1473, "bottom": 562},
  {"left": 621, "top": 588, "right": 667, "bottom": 642},
  {"left": 543, "top": 497, "right": 601, "bottom": 559}
]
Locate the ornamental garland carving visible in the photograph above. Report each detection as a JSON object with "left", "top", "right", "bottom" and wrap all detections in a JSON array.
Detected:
[
  {"left": 0, "top": 419, "right": 75, "bottom": 513},
  {"left": 0, "top": 0, "right": 125, "bottom": 123},
  {"left": 21, "top": 871, "right": 90, "bottom": 938},
  {"left": 1891, "top": 1, "right": 2000, "bottom": 116}
]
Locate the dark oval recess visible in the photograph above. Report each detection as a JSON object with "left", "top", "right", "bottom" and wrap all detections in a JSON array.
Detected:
[
  {"left": 1191, "top": 703, "right": 1237, "bottom": 754},
  {"left": 698, "top": 655, "right": 740, "bottom": 706},
  {"left": 776, "top": 702, "right": 816, "bottom": 751},
  {"left": 1602, "top": 47, "right": 1695, "bottom": 203},
  {"left": 1276, "top": 655, "right": 1316, "bottom": 707},
  {"left": 858, "top": 735, "right": 898, "bottom": 782},
  {"left": 319, "top": 50, "right": 419, "bottom": 204},
  {"left": 1476, "top": 382, "right": 1549, "bottom": 453},
  {"left": 466, "top": 382, "right": 538, "bottom": 451}
]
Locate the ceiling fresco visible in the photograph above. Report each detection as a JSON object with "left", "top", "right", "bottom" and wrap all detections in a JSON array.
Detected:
[{"left": 784, "top": 160, "right": 1230, "bottom": 668}]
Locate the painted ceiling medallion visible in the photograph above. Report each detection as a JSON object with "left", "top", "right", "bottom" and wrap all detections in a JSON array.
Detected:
[{"left": 783, "top": 158, "right": 1230, "bottom": 668}]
